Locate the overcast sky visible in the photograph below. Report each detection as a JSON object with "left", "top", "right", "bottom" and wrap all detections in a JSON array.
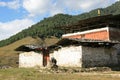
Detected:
[{"left": 0, "top": 0, "right": 119, "bottom": 41}]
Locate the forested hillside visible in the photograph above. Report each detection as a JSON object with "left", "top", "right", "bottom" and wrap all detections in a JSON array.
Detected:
[{"left": 0, "top": 1, "right": 120, "bottom": 47}]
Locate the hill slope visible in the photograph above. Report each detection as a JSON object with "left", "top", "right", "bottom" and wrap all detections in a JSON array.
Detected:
[
  {"left": 0, "top": 36, "right": 40, "bottom": 67},
  {"left": 0, "top": 1, "right": 120, "bottom": 47},
  {"left": 0, "top": 36, "right": 59, "bottom": 67},
  {"left": 0, "top": 36, "right": 59, "bottom": 56},
  {"left": 0, "top": 37, "right": 41, "bottom": 56}
]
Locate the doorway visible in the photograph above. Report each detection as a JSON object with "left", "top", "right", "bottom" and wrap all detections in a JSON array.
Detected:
[{"left": 42, "top": 48, "right": 49, "bottom": 66}]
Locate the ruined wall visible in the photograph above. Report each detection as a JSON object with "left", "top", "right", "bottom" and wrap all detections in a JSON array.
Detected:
[
  {"left": 50, "top": 46, "right": 82, "bottom": 67},
  {"left": 82, "top": 46, "right": 118, "bottom": 67},
  {"left": 19, "top": 51, "right": 43, "bottom": 68}
]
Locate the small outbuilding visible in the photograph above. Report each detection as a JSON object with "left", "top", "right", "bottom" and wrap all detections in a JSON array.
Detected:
[
  {"left": 17, "top": 37, "right": 59, "bottom": 68},
  {"left": 17, "top": 44, "right": 50, "bottom": 68}
]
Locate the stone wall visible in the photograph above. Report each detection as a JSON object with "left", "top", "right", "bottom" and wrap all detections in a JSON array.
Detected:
[
  {"left": 113, "top": 44, "right": 120, "bottom": 64},
  {"left": 19, "top": 51, "right": 43, "bottom": 68},
  {"left": 109, "top": 27, "right": 120, "bottom": 42},
  {"left": 82, "top": 46, "right": 118, "bottom": 67},
  {"left": 50, "top": 46, "right": 82, "bottom": 67}
]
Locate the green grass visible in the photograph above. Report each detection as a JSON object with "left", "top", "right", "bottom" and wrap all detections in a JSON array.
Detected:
[{"left": 0, "top": 68, "right": 120, "bottom": 80}]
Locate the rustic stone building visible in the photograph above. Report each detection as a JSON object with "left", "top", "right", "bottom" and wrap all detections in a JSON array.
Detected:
[
  {"left": 50, "top": 14, "right": 120, "bottom": 68},
  {"left": 18, "top": 14, "right": 120, "bottom": 68}
]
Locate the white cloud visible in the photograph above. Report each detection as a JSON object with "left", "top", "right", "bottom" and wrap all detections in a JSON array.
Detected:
[
  {"left": 59, "top": 0, "right": 117, "bottom": 12},
  {"left": 0, "top": 0, "right": 20, "bottom": 9},
  {"left": 23, "top": 0, "right": 52, "bottom": 17},
  {"left": 50, "top": 2, "right": 64, "bottom": 16},
  {"left": 22, "top": 0, "right": 117, "bottom": 17},
  {"left": 0, "top": 2, "right": 6, "bottom": 6},
  {"left": 0, "top": 19, "right": 34, "bottom": 40},
  {"left": 23, "top": 0, "right": 64, "bottom": 17}
]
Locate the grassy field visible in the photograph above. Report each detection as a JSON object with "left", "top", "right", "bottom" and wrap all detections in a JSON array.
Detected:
[
  {"left": 0, "top": 68, "right": 120, "bottom": 80},
  {"left": 0, "top": 37, "right": 120, "bottom": 80}
]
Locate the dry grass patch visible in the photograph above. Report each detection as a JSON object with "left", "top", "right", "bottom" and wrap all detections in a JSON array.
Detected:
[{"left": 0, "top": 68, "right": 120, "bottom": 80}]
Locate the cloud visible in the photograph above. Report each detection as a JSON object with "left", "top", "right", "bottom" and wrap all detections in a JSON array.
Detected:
[
  {"left": 0, "top": 19, "right": 34, "bottom": 40},
  {"left": 22, "top": 0, "right": 117, "bottom": 17},
  {"left": 23, "top": 0, "right": 51, "bottom": 17},
  {"left": 58, "top": 0, "right": 117, "bottom": 12},
  {"left": 23, "top": 0, "right": 64, "bottom": 17},
  {"left": 0, "top": 0, "right": 20, "bottom": 9}
]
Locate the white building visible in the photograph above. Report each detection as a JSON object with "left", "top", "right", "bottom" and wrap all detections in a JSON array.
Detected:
[{"left": 50, "top": 38, "right": 119, "bottom": 68}]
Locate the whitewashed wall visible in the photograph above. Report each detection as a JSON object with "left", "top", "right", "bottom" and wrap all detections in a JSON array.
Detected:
[
  {"left": 19, "top": 51, "right": 43, "bottom": 68},
  {"left": 82, "top": 46, "right": 118, "bottom": 67},
  {"left": 50, "top": 46, "right": 82, "bottom": 67},
  {"left": 51, "top": 45, "right": 118, "bottom": 68}
]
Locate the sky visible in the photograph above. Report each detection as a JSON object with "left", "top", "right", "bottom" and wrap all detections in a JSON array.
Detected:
[{"left": 0, "top": 0, "right": 119, "bottom": 41}]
